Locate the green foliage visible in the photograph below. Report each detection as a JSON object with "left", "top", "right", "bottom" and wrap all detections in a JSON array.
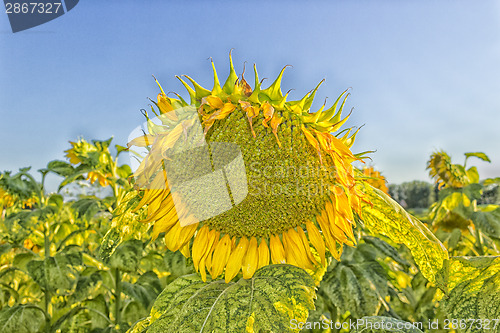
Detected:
[
  {"left": 2, "top": 140, "right": 499, "bottom": 333},
  {"left": 388, "top": 181, "right": 435, "bottom": 209},
  {"left": 0, "top": 138, "right": 175, "bottom": 332},
  {"left": 0, "top": 305, "right": 46, "bottom": 333},
  {"left": 319, "top": 242, "right": 394, "bottom": 319},
  {"left": 109, "top": 240, "right": 143, "bottom": 272},
  {"left": 427, "top": 151, "right": 500, "bottom": 257},
  {"left": 138, "top": 264, "right": 316, "bottom": 333},
  {"left": 362, "top": 184, "right": 448, "bottom": 283},
  {"left": 471, "top": 207, "right": 500, "bottom": 240},
  {"left": 27, "top": 251, "right": 82, "bottom": 293},
  {"left": 436, "top": 257, "right": 500, "bottom": 333}
]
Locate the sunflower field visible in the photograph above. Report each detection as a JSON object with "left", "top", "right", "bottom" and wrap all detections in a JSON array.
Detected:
[{"left": 1, "top": 57, "right": 499, "bottom": 333}]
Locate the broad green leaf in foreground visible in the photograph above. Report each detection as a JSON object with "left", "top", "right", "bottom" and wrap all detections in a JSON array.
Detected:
[
  {"left": 361, "top": 185, "right": 448, "bottom": 283},
  {"left": 436, "top": 256, "right": 500, "bottom": 330},
  {"left": 135, "top": 264, "right": 316, "bottom": 333},
  {"left": 0, "top": 305, "right": 45, "bottom": 333}
]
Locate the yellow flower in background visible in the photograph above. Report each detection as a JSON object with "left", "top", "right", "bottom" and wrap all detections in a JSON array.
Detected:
[
  {"left": 64, "top": 142, "right": 83, "bottom": 165},
  {"left": 0, "top": 188, "right": 14, "bottom": 210},
  {"left": 64, "top": 138, "right": 115, "bottom": 188},
  {"left": 362, "top": 166, "right": 389, "bottom": 194},
  {"left": 64, "top": 139, "right": 99, "bottom": 165},
  {"left": 86, "top": 171, "right": 110, "bottom": 187},
  {"left": 128, "top": 54, "right": 370, "bottom": 283},
  {"left": 22, "top": 197, "right": 37, "bottom": 209}
]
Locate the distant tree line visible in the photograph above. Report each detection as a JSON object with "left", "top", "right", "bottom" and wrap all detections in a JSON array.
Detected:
[
  {"left": 389, "top": 181, "right": 499, "bottom": 209},
  {"left": 388, "top": 181, "right": 436, "bottom": 209}
]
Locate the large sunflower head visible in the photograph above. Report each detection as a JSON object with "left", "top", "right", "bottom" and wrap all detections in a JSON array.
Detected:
[{"left": 128, "top": 54, "right": 368, "bottom": 283}]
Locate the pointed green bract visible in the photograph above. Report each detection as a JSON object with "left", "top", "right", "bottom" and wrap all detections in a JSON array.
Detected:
[
  {"left": 303, "top": 79, "right": 324, "bottom": 111},
  {"left": 222, "top": 52, "right": 238, "bottom": 95},
  {"left": 210, "top": 59, "right": 223, "bottom": 95},
  {"left": 175, "top": 76, "right": 197, "bottom": 105},
  {"left": 261, "top": 65, "right": 290, "bottom": 101},
  {"left": 319, "top": 88, "right": 350, "bottom": 123},
  {"left": 183, "top": 75, "right": 211, "bottom": 100}
]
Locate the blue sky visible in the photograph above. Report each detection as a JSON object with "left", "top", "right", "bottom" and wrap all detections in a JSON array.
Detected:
[{"left": 1, "top": 0, "right": 499, "bottom": 189}]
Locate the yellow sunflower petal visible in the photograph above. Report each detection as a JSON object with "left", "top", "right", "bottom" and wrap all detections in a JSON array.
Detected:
[
  {"left": 175, "top": 221, "right": 198, "bottom": 249},
  {"left": 242, "top": 237, "right": 259, "bottom": 279},
  {"left": 192, "top": 226, "right": 209, "bottom": 270},
  {"left": 151, "top": 202, "right": 179, "bottom": 239},
  {"left": 179, "top": 242, "right": 190, "bottom": 258},
  {"left": 270, "top": 115, "right": 283, "bottom": 148},
  {"left": 261, "top": 101, "right": 274, "bottom": 128},
  {"left": 199, "top": 256, "right": 208, "bottom": 282},
  {"left": 211, "top": 234, "right": 232, "bottom": 279},
  {"left": 281, "top": 231, "right": 300, "bottom": 267},
  {"left": 306, "top": 221, "right": 326, "bottom": 266},
  {"left": 206, "top": 95, "right": 224, "bottom": 109},
  {"left": 157, "top": 93, "right": 175, "bottom": 115},
  {"left": 284, "top": 228, "right": 314, "bottom": 270},
  {"left": 225, "top": 237, "right": 249, "bottom": 283},
  {"left": 296, "top": 227, "right": 319, "bottom": 266},
  {"left": 205, "top": 232, "right": 219, "bottom": 275},
  {"left": 257, "top": 239, "right": 270, "bottom": 269},
  {"left": 127, "top": 134, "right": 155, "bottom": 148},
  {"left": 316, "top": 213, "right": 340, "bottom": 260},
  {"left": 270, "top": 234, "right": 286, "bottom": 264},
  {"left": 164, "top": 222, "right": 182, "bottom": 251}
]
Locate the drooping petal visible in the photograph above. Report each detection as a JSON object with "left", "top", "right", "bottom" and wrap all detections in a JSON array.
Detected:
[
  {"left": 261, "top": 101, "right": 274, "bottom": 128},
  {"left": 192, "top": 226, "right": 209, "bottom": 271},
  {"left": 306, "top": 221, "right": 326, "bottom": 266},
  {"left": 127, "top": 134, "right": 155, "bottom": 148},
  {"left": 270, "top": 234, "right": 286, "bottom": 264},
  {"left": 206, "top": 95, "right": 224, "bottom": 109},
  {"left": 296, "top": 227, "right": 319, "bottom": 266},
  {"left": 211, "top": 234, "right": 232, "bottom": 279},
  {"left": 242, "top": 237, "right": 259, "bottom": 279},
  {"left": 225, "top": 237, "right": 249, "bottom": 283},
  {"left": 284, "top": 228, "right": 314, "bottom": 270},
  {"left": 257, "top": 239, "right": 270, "bottom": 269}
]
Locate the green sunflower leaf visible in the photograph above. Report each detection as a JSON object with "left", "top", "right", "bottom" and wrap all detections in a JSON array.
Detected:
[
  {"left": 471, "top": 207, "right": 500, "bottom": 239},
  {"left": 0, "top": 305, "right": 46, "bottom": 333},
  {"left": 361, "top": 185, "right": 448, "bottom": 283},
  {"left": 109, "top": 239, "right": 143, "bottom": 272},
  {"left": 436, "top": 256, "right": 500, "bottom": 331},
  {"left": 319, "top": 244, "right": 390, "bottom": 319},
  {"left": 46, "top": 160, "right": 75, "bottom": 177},
  {"left": 26, "top": 251, "right": 82, "bottom": 293},
  {"left": 464, "top": 152, "right": 491, "bottom": 164},
  {"left": 142, "top": 264, "right": 315, "bottom": 333}
]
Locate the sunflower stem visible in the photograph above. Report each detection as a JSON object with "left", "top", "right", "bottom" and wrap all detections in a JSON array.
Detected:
[
  {"left": 472, "top": 200, "right": 484, "bottom": 255},
  {"left": 114, "top": 268, "right": 122, "bottom": 326},
  {"left": 43, "top": 222, "right": 51, "bottom": 333}
]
